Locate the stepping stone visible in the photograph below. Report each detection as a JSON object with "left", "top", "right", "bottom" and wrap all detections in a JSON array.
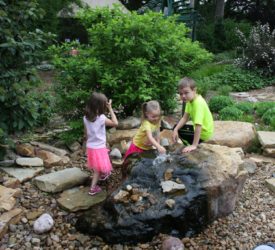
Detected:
[
  {"left": 33, "top": 167, "right": 89, "bottom": 193},
  {"left": 0, "top": 208, "right": 23, "bottom": 238},
  {"left": 263, "top": 148, "right": 275, "bottom": 158},
  {"left": 258, "top": 131, "right": 275, "bottom": 148},
  {"left": 57, "top": 186, "right": 107, "bottom": 212},
  {"left": 0, "top": 167, "right": 44, "bottom": 183},
  {"left": 30, "top": 141, "right": 68, "bottom": 157},
  {"left": 16, "top": 157, "right": 43, "bottom": 167},
  {"left": 0, "top": 185, "right": 21, "bottom": 211},
  {"left": 265, "top": 178, "right": 275, "bottom": 193}
]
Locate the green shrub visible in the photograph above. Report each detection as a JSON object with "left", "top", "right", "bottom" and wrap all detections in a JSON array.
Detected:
[
  {"left": 255, "top": 102, "right": 275, "bottom": 117},
  {"left": 217, "top": 85, "right": 233, "bottom": 96},
  {"left": 219, "top": 106, "right": 243, "bottom": 121},
  {"left": 197, "top": 65, "right": 271, "bottom": 92},
  {"left": 236, "top": 22, "right": 275, "bottom": 76},
  {"left": 234, "top": 102, "right": 255, "bottom": 115},
  {"left": 50, "top": 7, "right": 212, "bottom": 141},
  {"left": 190, "top": 63, "right": 227, "bottom": 79},
  {"left": 209, "top": 95, "right": 234, "bottom": 113},
  {"left": 262, "top": 107, "right": 275, "bottom": 125}
]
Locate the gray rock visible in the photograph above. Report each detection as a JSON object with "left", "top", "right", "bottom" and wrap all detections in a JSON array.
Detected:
[
  {"left": 33, "top": 167, "right": 89, "bottom": 193},
  {"left": 117, "top": 117, "right": 141, "bottom": 130},
  {"left": 161, "top": 236, "right": 184, "bottom": 250},
  {"left": 242, "top": 159, "right": 257, "bottom": 174},
  {"left": 16, "top": 157, "right": 43, "bottom": 167},
  {"left": 110, "top": 148, "right": 122, "bottom": 159},
  {"left": 33, "top": 213, "right": 54, "bottom": 234},
  {"left": 257, "top": 131, "right": 275, "bottom": 149}
]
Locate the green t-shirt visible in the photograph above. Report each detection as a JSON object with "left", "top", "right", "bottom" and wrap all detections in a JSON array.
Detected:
[
  {"left": 185, "top": 95, "right": 214, "bottom": 141},
  {"left": 133, "top": 120, "right": 159, "bottom": 150}
]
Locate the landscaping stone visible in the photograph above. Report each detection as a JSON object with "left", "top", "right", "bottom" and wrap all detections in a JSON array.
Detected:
[
  {"left": 107, "top": 129, "right": 138, "bottom": 146},
  {"left": 110, "top": 148, "right": 122, "bottom": 159},
  {"left": 0, "top": 185, "right": 21, "bottom": 211},
  {"left": 57, "top": 186, "right": 107, "bottom": 212},
  {"left": 0, "top": 166, "right": 44, "bottom": 182},
  {"left": 15, "top": 143, "right": 35, "bottom": 157},
  {"left": 117, "top": 116, "right": 141, "bottom": 130},
  {"left": 161, "top": 236, "right": 184, "bottom": 250},
  {"left": 257, "top": 131, "right": 275, "bottom": 148},
  {"left": 0, "top": 208, "right": 23, "bottom": 238},
  {"left": 265, "top": 178, "right": 275, "bottom": 193},
  {"left": 263, "top": 148, "right": 275, "bottom": 158},
  {"left": 30, "top": 141, "right": 68, "bottom": 156},
  {"left": 207, "top": 121, "right": 257, "bottom": 149},
  {"left": 242, "top": 159, "right": 257, "bottom": 174},
  {"left": 33, "top": 213, "right": 54, "bottom": 234},
  {"left": 161, "top": 180, "right": 186, "bottom": 193},
  {"left": 33, "top": 167, "right": 89, "bottom": 193},
  {"left": 36, "top": 150, "right": 62, "bottom": 167},
  {"left": 16, "top": 157, "right": 43, "bottom": 167}
]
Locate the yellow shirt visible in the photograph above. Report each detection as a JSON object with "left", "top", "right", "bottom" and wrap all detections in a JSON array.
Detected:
[
  {"left": 133, "top": 120, "right": 160, "bottom": 150},
  {"left": 185, "top": 95, "right": 214, "bottom": 141}
]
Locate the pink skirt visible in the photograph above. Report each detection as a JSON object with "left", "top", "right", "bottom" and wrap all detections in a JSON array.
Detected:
[
  {"left": 124, "top": 142, "right": 144, "bottom": 159},
  {"left": 86, "top": 148, "right": 112, "bottom": 174}
]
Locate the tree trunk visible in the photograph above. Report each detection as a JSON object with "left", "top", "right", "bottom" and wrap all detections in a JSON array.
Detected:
[
  {"left": 215, "top": 0, "right": 225, "bottom": 20},
  {"left": 190, "top": 0, "right": 195, "bottom": 8}
]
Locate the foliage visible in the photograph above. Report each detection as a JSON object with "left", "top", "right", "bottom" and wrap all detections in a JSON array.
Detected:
[
  {"left": 51, "top": 8, "right": 212, "bottom": 121},
  {"left": 255, "top": 102, "right": 275, "bottom": 117},
  {"left": 197, "top": 65, "right": 272, "bottom": 92},
  {"left": 209, "top": 95, "right": 234, "bottom": 113},
  {"left": 217, "top": 85, "right": 233, "bottom": 96},
  {"left": 0, "top": 0, "right": 55, "bottom": 136},
  {"left": 262, "top": 107, "right": 275, "bottom": 126},
  {"left": 197, "top": 18, "right": 252, "bottom": 53},
  {"left": 219, "top": 106, "right": 243, "bottom": 121},
  {"left": 234, "top": 102, "right": 255, "bottom": 115},
  {"left": 236, "top": 23, "right": 275, "bottom": 76}
]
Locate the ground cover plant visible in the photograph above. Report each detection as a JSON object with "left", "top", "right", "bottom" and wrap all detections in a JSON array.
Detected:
[{"left": 50, "top": 7, "right": 212, "bottom": 142}]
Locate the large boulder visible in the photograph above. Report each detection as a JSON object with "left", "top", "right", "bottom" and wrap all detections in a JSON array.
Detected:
[
  {"left": 207, "top": 121, "right": 257, "bottom": 149},
  {"left": 76, "top": 144, "right": 247, "bottom": 244}
]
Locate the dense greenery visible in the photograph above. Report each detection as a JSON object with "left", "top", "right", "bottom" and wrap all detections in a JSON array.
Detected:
[
  {"left": 50, "top": 7, "right": 212, "bottom": 141},
  {"left": 0, "top": 0, "right": 54, "bottom": 156},
  {"left": 209, "top": 95, "right": 234, "bottom": 113}
]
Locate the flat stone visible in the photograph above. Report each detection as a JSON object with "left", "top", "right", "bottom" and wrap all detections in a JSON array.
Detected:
[
  {"left": 263, "top": 148, "right": 275, "bottom": 158},
  {"left": 36, "top": 150, "right": 62, "bottom": 167},
  {"left": 0, "top": 167, "right": 44, "bottom": 182},
  {"left": 0, "top": 185, "right": 20, "bottom": 211},
  {"left": 0, "top": 208, "right": 23, "bottom": 238},
  {"left": 15, "top": 143, "right": 35, "bottom": 157},
  {"left": 16, "top": 157, "right": 43, "bottom": 167},
  {"left": 207, "top": 121, "right": 256, "bottom": 149},
  {"left": 33, "top": 167, "right": 89, "bottom": 193},
  {"left": 257, "top": 131, "right": 275, "bottom": 148},
  {"left": 265, "top": 178, "right": 275, "bottom": 193},
  {"left": 30, "top": 141, "right": 68, "bottom": 157},
  {"left": 57, "top": 186, "right": 107, "bottom": 212}
]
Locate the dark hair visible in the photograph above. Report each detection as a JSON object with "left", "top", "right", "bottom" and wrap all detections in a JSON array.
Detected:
[
  {"left": 141, "top": 100, "right": 161, "bottom": 121},
  {"left": 85, "top": 92, "right": 107, "bottom": 122},
  {"left": 178, "top": 77, "right": 196, "bottom": 90}
]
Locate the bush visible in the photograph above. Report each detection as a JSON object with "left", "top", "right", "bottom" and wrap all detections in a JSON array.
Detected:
[
  {"left": 236, "top": 22, "right": 275, "bottom": 76},
  {"left": 197, "top": 65, "right": 271, "bottom": 92},
  {"left": 50, "top": 7, "right": 212, "bottom": 141},
  {"left": 217, "top": 85, "right": 233, "bottom": 96},
  {"left": 209, "top": 95, "right": 234, "bottom": 113},
  {"left": 255, "top": 102, "right": 275, "bottom": 117},
  {"left": 234, "top": 102, "right": 255, "bottom": 115},
  {"left": 262, "top": 107, "right": 275, "bottom": 125},
  {"left": 219, "top": 106, "right": 243, "bottom": 121}
]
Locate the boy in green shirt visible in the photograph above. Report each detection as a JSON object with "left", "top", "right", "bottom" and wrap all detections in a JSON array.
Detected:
[{"left": 173, "top": 77, "right": 214, "bottom": 153}]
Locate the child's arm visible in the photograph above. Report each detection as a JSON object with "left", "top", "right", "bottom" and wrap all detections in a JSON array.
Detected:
[
  {"left": 182, "top": 124, "right": 202, "bottom": 153},
  {"left": 146, "top": 130, "right": 166, "bottom": 154},
  {"left": 105, "top": 99, "right": 118, "bottom": 127},
  {"left": 172, "top": 112, "right": 189, "bottom": 143}
]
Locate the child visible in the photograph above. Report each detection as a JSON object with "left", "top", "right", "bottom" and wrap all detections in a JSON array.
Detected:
[
  {"left": 172, "top": 77, "right": 214, "bottom": 153},
  {"left": 83, "top": 92, "right": 118, "bottom": 195},
  {"left": 124, "top": 100, "right": 166, "bottom": 159}
]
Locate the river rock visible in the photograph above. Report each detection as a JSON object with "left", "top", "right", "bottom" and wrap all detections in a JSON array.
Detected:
[
  {"left": 117, "top": 117, "right": 141, "bottom": 130},
  {"left": 33, "top": 213, "right": 54, "bottom": 234},
  {"left": 257, "top": 131, "right": 275, "bottom": 148},
  {"left": 161, "top": 236, "right": 184, "bottom": 250},
  {"left": 76, "top": 143, "right": 247, "bottom": 244},
  {"left": 30, "top": 141, "right": 68, "bottom": 157},
  {"left": 15, "top": 143, "right": 35, "bottom": 157},
  {"left": 16, "top": 157, "right": 43, "bottom": 167},
  {"left": 0, "top": 208, "right": 23, "bottom": 238}
]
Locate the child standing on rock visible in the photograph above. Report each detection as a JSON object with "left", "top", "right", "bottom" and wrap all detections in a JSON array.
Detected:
[
  {"left": 124, "top": 100, "right": 166, "bottom": 159},
  {"left": 173, "top": 77, "right": 214, "bottom": 153},
  {"left": 83, "top": 92, "right": 118, "bottom": 195}
]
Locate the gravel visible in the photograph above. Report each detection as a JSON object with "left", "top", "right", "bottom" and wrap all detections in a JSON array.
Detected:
[{"left": 0, "top": 153, "right": 274, "bottom": 250}]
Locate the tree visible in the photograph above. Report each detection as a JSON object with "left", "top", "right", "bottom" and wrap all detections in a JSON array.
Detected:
[{"left": 215, "top": 0, "right": 225, "bottom": 21}]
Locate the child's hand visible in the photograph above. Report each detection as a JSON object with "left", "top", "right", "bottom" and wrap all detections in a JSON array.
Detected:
[
  {"left": 182, "top": 145, "right": 197, "bottom": 153},
  {"left": 106, "top": 99, "right": 112, "bottom": 110},
  {"left": 158, "top": 146, "right": 166, "bottom": 154},
  {"left": 172, "top": 129, "right": 179, "bottom": 143}
]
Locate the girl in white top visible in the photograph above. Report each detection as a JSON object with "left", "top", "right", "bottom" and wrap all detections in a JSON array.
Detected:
[{"left": 83, "top": 92, "right": 118, "bottom": 195}]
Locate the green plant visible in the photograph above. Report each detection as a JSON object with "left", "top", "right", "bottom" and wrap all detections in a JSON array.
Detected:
[
  {"left": 255, "top": 102, "right": 275, "bottom": 117},
  {"left": 217, "top": 85, "right": 233, "bottom": 96},
  {"left": 234, "top": 102, "right": 255, "bottom": 115},
  {"left": 209, "top": 95, "right": 234, "bottom": 113},
  {"left": 262, "top": 107, "right": 275, "bottom": 125},
  {"left": 219, "top": 106, "right": 243, "bottom": 121},
  {"left": 0, "top": 1, "right": 55, "bottom": 136},
  {"left": 50, "top": 7, "right": 212, "bottom": 142},
  {"left": 236, "top": 22, "right": 275, "bottom": 76}
]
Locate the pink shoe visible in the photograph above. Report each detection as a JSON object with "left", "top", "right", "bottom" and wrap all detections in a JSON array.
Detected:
[
  {"left": 89, "top": 185, "right": 102, "bottom": 195},
  {"left": 100, "top": 172, "right": 111, "bottom": 181}
]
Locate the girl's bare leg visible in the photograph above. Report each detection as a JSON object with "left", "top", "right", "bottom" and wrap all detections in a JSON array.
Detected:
[{"left": 91, "top": 169, "right": 99, "bottom": 188}]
